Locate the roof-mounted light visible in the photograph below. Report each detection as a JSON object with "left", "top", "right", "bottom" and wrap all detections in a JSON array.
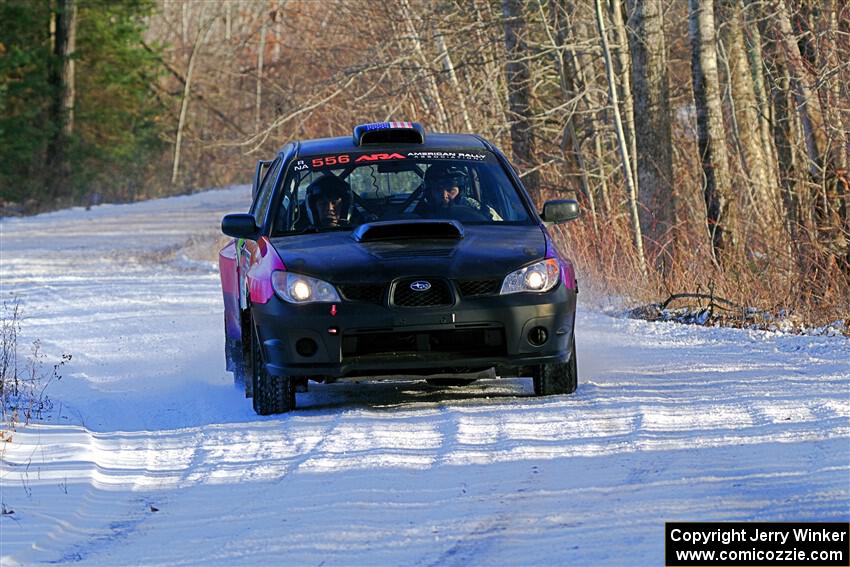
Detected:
[{"left": 353, "top": 121, "right": 425, "bottom": 146}]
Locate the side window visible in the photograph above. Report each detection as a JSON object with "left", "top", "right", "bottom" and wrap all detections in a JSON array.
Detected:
[
  {"left": 251, "top": 158, "right": 283, "bottom": 224},
  {"left": 277, "top": 173, "right": 301, "bottom": 233}
]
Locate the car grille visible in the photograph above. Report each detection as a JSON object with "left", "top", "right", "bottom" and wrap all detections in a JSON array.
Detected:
[
  {"left": 456, "top": 279, "right": 502, "bottom": 297},
  {"left": 342, "top": 327, "right": 506, "bottom": 358},
  {"left": 392, "top": 278, "right": 453, "bottom": 307},
  {"left": 337, "top": 283, "right": 385, "bottom": 305}
]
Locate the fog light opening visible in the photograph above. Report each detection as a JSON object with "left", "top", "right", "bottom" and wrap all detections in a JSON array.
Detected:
[
  {"left": 295, "top": 337, "right": 318, "bottom": 357},
  {"left": 528, "top": 326, "right": 548, "bottom": 347}
]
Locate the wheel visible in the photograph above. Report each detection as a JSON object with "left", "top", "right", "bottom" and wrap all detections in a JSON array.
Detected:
[
  {"left": 250, "top": 324, "right": 295, "bottom": 415},
  {"left": 425, "top": 378, "right": 477, "bottom": 386},
  {"left": 532, "top": 334, "right": 578, "bottom": 396}
]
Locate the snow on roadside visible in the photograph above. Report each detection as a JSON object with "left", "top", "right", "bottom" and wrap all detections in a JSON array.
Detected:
[{"left": 1, "top": 187, "right": 848, "bottom": 566}]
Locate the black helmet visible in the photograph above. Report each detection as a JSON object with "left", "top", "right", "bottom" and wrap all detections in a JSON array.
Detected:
[
  {"left": 305, "top": 175, "right": 352, "bottom": 226},
  {"left": 424, "top": 163, "right": 468, "bottom": 196}
]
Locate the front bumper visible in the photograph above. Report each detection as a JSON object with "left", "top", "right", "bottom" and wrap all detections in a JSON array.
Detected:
[{"left": 252, "top": 284, "right": 576, "bottom": 378}]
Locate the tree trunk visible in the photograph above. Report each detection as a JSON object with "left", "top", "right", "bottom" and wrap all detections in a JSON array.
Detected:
[
  {"left": 560, "top": 1, "right": 612, "bottom": 216},
  {"left": 503, "top": 0, "right": 539, "bottom": 198},
  {"left": 273, "top": 2, "right": 283, "bottom": 62},
  {"left": 543, "top": 0, "right": 597, "bottom": 232},
  {"left": 627, "top": 0, "right": 675, "bottom": 273},
  {"left": 435, "top": 32, "right": 473, "bottom": 133},
  {"left": 181, "top": 2, "right": 190, "bottom": 45},
  {"left": 474, "top": 0, "right": 508, "bottom": 144},
  {"left": 47, "top": 0, "right": 77, "bottom": 202},
  {"left": 609, "top": 0, "right": 637, "bottom": 187},
  {"left": 255, "top": 19, "right": 267, "bottom": 133},
  {"left": 595, "top": 0, "right": 647, "bottom": 276},
  {"left": 721, "top": 0, "right": 779, "bottom": 232},
  {"left": 59, "top": 0, "right": 76, "bottom": 137},
  {"left": 689, "top": 0, "right": 739, "bottom": 265},
  {"left": 814, "top": 0, "right": 848, "bottom": 269},
  {"left": 825, "top": 1, "right": 850, "bottom": 272},
  {"left": 743, "top": 11, "right": 782, "bottom": 207},
  {"left": 172, "top": 8, "right": 212, "bottom": 186},
  {"left": 773, "top": 0, "right": 822, "bottom": 177},
  {"left": 774, "top": 0, "right": 846, "bottom": 266},
  {"left": 761, "top": 16, "right": 810, "bottom": 274},
  {"left": 224, "top": 0, "right": 231, "bottom": 41},
  {"left": 399, "top": 0, "right": 449, "bottom": 131}
]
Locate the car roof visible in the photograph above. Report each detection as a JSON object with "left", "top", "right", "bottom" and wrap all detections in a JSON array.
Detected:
[{"left": 286, "top": 132, "right": 491, "bottom": 157}]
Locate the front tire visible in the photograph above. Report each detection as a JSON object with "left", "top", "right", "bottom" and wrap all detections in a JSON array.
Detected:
[
  {"left": 250, "top": 324, "right": 295, "bottom": 415},
  {"left": 533, "top": 334, "right": 578, "bottom": 396}
]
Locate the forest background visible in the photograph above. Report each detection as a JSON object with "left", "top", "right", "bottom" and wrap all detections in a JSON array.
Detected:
[{"left": 1, "top": 0, "right": 847, "bottom": 325}]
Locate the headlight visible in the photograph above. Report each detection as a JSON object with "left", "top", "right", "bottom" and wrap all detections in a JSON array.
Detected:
[
  {"left": 500, "top": 259, "right": 560, "bottom": 294},
  {"left": 271, "top": 271, "right": 341, "bottom": 304}
]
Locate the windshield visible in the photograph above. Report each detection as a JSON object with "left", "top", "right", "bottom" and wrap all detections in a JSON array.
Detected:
[{"left": 271, "top": 150, "right": 533, "bottom": 235}]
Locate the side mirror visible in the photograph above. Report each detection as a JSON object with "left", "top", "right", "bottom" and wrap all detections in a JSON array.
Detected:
[
  {"left": 541, "top": 199, "right": 580, "bottom": 224},
  {"left": 221, "top": 213, "right": 259, "bottom": 240}
]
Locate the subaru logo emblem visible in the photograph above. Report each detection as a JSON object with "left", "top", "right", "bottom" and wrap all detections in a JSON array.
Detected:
[{"left": 410, "top": 280, "right": 431, "bottom": 292}]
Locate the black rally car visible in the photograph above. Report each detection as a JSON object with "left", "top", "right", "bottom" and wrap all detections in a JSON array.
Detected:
[{"left": 219, "top": 122, "right": 580, "bottom": 414}]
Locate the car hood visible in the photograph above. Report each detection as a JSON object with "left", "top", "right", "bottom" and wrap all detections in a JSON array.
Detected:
[{"left": 269, "top": 224, "right": 546, "bottom": 283}]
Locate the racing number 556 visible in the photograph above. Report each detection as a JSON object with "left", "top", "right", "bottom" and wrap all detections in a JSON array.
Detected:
[{"left": 312, "top": 155, "right": 350, "bottom": 168}]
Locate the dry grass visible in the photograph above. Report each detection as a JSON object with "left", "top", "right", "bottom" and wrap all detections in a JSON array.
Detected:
[
  {"left": 556, "top": 211, "right": 850, "bottom": 332},
  {"left": 1, "top": 300, "right": 71, "bottom": 443}
]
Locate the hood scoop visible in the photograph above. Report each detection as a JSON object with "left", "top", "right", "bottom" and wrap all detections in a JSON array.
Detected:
[
  {"left": 352, "top": 220, "right": 465, "bottom": 242},
  {"left": 372, "top": 247, "right": 454, "bottom": 260}
]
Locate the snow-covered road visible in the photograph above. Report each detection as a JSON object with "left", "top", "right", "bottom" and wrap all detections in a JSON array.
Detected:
[{"left": 1, "top": 187, "right": 848, "bottom": 565}]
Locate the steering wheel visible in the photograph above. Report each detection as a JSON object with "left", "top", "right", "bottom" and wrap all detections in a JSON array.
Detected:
[{"left": 376, "top": 185, "right": 425, "bottom": 220}]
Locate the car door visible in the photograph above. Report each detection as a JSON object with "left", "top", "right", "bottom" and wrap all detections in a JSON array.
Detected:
[{"left": 238, "top": 156, "right": 285, "bottom": 309}]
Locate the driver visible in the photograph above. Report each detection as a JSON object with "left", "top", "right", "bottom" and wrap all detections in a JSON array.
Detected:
[
  {"left": 416, "top": 163, "right": 500, "bottom": 220},
  {"left": 305, "top": 174, "right": 352, "bottom": 227}
]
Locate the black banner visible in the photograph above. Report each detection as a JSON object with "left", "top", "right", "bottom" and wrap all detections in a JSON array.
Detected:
[{"left": 666, "top": 522, "right": 849, "bottom": 566}]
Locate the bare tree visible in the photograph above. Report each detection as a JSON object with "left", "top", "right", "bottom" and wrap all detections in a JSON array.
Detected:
[
  {"left": 773, "top": 0, "right": 822, "bottom": 177},
  {"left": 609, "top": 0, "right": 637, "bottom": 185},
  {"left": 172, "top": 5, "right": 215, "bottom": 186},
  {"left": 255, "top": 16, "right": 267, "bottom": 133},
  {"left": 762, "top": 20, "right": 806, "bottom": 266},
  {"left": 435, "top": 31, "right": 473, "bottom": 133},
  {"left": 47, "top": 0, "right": 77, "bottom": 200},
  {"left": 628, "top": 0, "right": 675, "bottom": 272},
  {"left": 503, "top": 0, "right": 540, "bottom": 196},
  {"left": 539, "top": 0, "right": 597, "bottom": 232},
  {"left": 569, "top": 6, "right": 614, "bottom": 214},
  {"left": 595, "top": 0, "right": 647, "bottom": 276},
  {"left": 742, "top": 7, "right": 781, "bottom": 207},
  {"left": 77, "top": 0, "right": 848, "bottom": 321},
  {"left": 399, "top": 0, "right": 449, "bottom": 131},
  {"left": 550, "top": 0, "right": 613, "bottom": 215},
  {"left": 689, "top": 0, "right": 739, "bottom": 265},
  {"left": 720, "top": 0, "right": 779, "bottom": 232},
  {"left": 773, "top": 0, "right": 847, "bottom": 268}
]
